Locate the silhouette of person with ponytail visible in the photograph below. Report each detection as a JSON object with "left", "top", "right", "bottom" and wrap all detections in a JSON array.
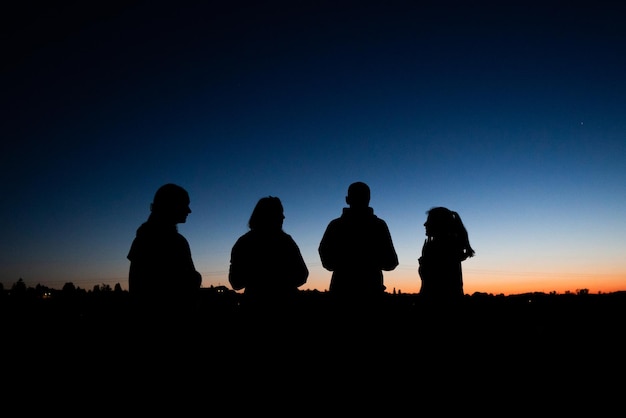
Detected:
[{"left": 418, "top": 206, "right": 475, "bottom": 304}]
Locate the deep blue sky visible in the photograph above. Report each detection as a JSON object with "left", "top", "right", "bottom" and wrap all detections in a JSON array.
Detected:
[{"left": 2, "top": 1, "right": 625, "bottom": 295}]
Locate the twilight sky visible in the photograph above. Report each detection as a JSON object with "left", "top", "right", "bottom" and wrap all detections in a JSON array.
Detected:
[{"left": 2, "top": 1, "right": 625, "bottom": 295}]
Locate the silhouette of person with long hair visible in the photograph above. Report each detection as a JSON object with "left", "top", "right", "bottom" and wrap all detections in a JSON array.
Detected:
[
  {"left": 319, "top": 181, "right": 398, "bottom": 309},
  {"left": 127, "top": 183, "right": 202, "bottom": 322},
  {"left": 418, "top": 206, "right": 475, "bottom": 305},
  {"left": 229, "top": 196, "right": 309, "bottom": 313}
]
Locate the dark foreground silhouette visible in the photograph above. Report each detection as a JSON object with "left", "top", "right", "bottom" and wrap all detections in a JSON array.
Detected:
[
  {"left": 4, "top": 286, "right": 624, "bottom": 345},
  {"left": 3, "top": 285, "right": 624, "bottom": 411}
]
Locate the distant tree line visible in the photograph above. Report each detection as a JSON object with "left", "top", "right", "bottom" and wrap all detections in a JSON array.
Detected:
[{"left": 1, "top": 277, "right": 624, "bottom": 313}]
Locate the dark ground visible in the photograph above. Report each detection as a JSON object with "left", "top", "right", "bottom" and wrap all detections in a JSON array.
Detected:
[{"left": 2, "top": 289, "right": 624, "bottom": 412}]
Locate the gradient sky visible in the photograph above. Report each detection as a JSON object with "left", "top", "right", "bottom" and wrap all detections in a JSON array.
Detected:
[{"left": 2, "top": 1, "right": 625, "bottom": 295}]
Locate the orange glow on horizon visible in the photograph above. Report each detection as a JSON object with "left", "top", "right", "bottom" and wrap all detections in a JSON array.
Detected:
[{"left": 296, "top": 268, "right": 626, "bottom": 296}]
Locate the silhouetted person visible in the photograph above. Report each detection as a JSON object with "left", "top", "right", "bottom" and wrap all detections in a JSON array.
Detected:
[
  {"left": 319, "top": 181, "right": 398, "bottom": 309},
  {"left": 127, "top": 183, "right": 202, "bottom": 323},
  {"left": 229, "top": 196, "right": 309, "bottom": 313},
  {"left": 418, "top": 206, "right": 475, "bottom": 305}
]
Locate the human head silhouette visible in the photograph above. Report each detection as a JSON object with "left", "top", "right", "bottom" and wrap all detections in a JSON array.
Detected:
[
  {"left": 424, "top": 206, "right": 454, "bottom": 237},
  {"left": 346, "top": 181, "right": 370, "bottom": 209},
  {"left": 424, "top": 206, "right": 475, "bottom": 258},
  {"left": 150, "top": 183, "right": 191, "bottom": 224},
  {"left": 248, "top": 196, "right": 285, "bottom": 230}
]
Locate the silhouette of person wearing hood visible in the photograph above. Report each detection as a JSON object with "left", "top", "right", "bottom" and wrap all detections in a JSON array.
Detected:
[
  {"left": 127, "top": 183, "right": 202, "bottom": 320},
  {"left": 319, "top": 182, "right": 398, "bottom": 307}
]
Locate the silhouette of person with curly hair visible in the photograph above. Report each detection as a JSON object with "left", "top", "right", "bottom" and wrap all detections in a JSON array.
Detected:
[
  {"left": 418, "top": 206, "right": 475, "bottom": 304},
  {"left": 127, "top": 183, "right": 202, "bottom": 321},
  {"left": 229, "top": 196, "right": 309, "bottom": 313},
  {"left": 319, "top": 181, "right": 398, "bottom": 308}
]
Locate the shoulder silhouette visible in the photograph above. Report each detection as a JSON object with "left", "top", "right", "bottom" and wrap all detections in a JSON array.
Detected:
[
  {"left": 418, "top": 206, "right": 475, "bottom": 305},
  {"left": 127, "top": 183, "right": 202, "bottom": 321},
  {"left": 229, "top": 196, "right": 309, "bottom": 312},
  {"left": 319, "top": 181, "right": 398, "bottom": 307}
]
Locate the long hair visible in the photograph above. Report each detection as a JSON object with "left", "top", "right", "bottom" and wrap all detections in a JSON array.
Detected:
[{"left": 426, "top": 207, "right": 475, "bottom": 258}]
